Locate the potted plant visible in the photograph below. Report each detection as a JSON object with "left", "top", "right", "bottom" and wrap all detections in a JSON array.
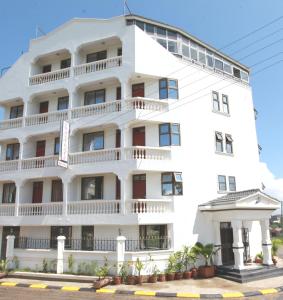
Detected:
[
  {"left": 0, "top": 260, "right": 8, "bottom": 279},
  {"left": 174, "top": 251, "right": 183, "bottom": 280},
  {"left": 158, "top": 272, "right": 166, "bottom": 282},
  {"left": 135, "top": 258, "right": 144, "bottom": 285},
  {"left": 193, "top": 242, "right": 217, "bottom": 278},
  {"left": 93, "top": 258, "right": 111, "bottom": 289},
  {"left": 113, "top": 262, "right": 128, "bottom": 285},
  {"left": 165, "top": 254, "right": 175, "bottom": 281},
  {"left": 182, "top": 246, "right": 193, "bottom": 279},
  {"left": 149, "top": 265, "right": 159, "bottom": 283},
  {"left": 254, "top": 252, "right": 263, "bottom": 264}
]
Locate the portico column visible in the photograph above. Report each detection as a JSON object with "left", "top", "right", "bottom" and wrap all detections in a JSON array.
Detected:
[
  {"left": 213, "top": 221, "right": 222, "bottom": 266},
  {"left": 15, "top": 180, "right": 24, "bottom": 217},
  {"left": 18, "top": 138, "right": 27, "bottom": 171},
  {"left": 119, "top": 125, "right": 129, "bottom": 160},
  {"left": 260, "top": 219, "right": 273, "bottom": 265},
  {"left": 62, "top": 178, "right": 72, "bottom": 216},
  {"left": 120, "top": 79, "right": 130, "bottom": 111},
  {"left": 118, "top": 174, "right": 128, "bottom": 215},
  {"left": 231, "top": 220, "right": 244, "bottom": 270}
]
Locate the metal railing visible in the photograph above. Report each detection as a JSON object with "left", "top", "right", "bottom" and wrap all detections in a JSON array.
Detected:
[
  {"left": 68, "top": 238, "right": 117, "bottom": 251},
  {"left": 126, "top": 236, "right": 171, "bottom": 251}
]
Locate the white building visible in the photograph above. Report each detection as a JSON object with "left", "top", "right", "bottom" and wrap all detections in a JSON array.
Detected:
[{"left": 0, "top": 14, "right": 279, "bottom": 274}]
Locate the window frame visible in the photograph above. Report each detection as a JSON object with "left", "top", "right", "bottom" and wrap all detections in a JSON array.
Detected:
[
  {"left": 82, "top": 131, "right": 104, "bottom": 152},
  {"left": 159, "top": 78, "right": 179, "bottom": 100},
  {"left": 212, "top": 91, "right": 220, "bottom": 111},
  {"left": 51, "top": 179, "right": 63, "bottom": 202},
  {"left": 2, "top": 183, "right": 16, "bottom": 204},
  {"left": 42, "top": 64, "right": 51, "bottom": 73},
  {"left": 54, "top": 137, "right": 60, "bottom": 155},
  {"left": 6, "top": 143, "right": 20, "bottom": 161},
  {"left": 218, "top": 175, "right": 227, "bottom": 191},
  {"left": 161, "top": 172, "right": 183, "bottom": 196},
  {"left": 225, "top": 134, "right": 233, "bottom": 154},
  {"left": 57, "top": 96, "right": 69, "bottom": 111},
  {"left": 10, "top": 105, "right": 23, "bottom": 119},
  {"left": 84, "top": 89, "right": 106, "bottom": 106},
  {"left": 60, "top": 58, "right": 71, "bottom": 69},
  {"left": 222, "top": 94, "right": 230, "bottom": 114},
  {"left": 159, "top": 123, "right": 181, "bottom": 146},
  {"left": 215, "top": 132, "right": 224, "bottom": 152},
  {"left": 86, "top": 50, "right": 107, "bottom": 63},
  {"left": 81, "top": 176, "right": 104, "bottom": 200},
  {"left": 228, "top": 176, "right": 236, "bottom": 191}
]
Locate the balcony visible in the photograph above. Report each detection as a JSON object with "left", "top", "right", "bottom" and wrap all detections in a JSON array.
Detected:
[
  {"left": 29, "top": 68, "right": 71, "bottom": 86},
  {"left": 69, "top": 149, "right": 120, "bottom": 165},
  {"left": 127, "top": 199, "right": 172, "bottom": 214},
  {"left": 21, "top": 155, "right": 59, "bottom": 170},
  {"left": 25, "top": 110, "right": 68, "bottom": 126},
  {"left": 67, "top": 200, "right": 120, "bottom": 215},
  {"left": 125, "top": 146, "right": 171, "bottom": 160},
  {"left": 0, "top": 118, "right": 23, "bottom": 130},
  {"left": 18, "top": 202, "right": 63, "bottom": 216},
  {"left": 0, "top": 203, "right": 15, "bottom": 216},
  {"left": 0, "top": 160, "right": 19, "bottom": 172}
]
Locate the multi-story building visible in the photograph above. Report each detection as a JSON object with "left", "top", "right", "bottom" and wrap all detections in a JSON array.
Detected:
[{"left": 0, "top": 14, "right": 279, "bottom": 273}]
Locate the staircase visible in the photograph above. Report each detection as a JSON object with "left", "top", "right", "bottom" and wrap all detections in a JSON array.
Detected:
[{"left": 217, "top": 265, "right": 283, "bottom": 283}]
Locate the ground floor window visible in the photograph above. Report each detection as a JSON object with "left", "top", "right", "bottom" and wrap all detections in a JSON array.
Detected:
[
  {"left": 138, "top": 225, "right": 168, "bottom": 250},
  {"left": 50, "top": 226, "right": 72, "bottom": 249},
  {"left": 81, "top": 226, "right": 94, "bottom": 251}
]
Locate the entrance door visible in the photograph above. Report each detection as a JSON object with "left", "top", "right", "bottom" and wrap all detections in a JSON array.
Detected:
[
  {"left": 115, "top": 176, "right": 121, "bottom": 200},
  {"left": 133, "top": 174, "right": 146, "bottom": 213},
  {"left": 220, "top": 222, "right": 234, "bottom": 265},
  {"left": 32, "top": 182, "right": 43, "bottom": 203},
  {"left": 133, "top": 127, "right": 145, "bottom": 159},
  {"left": 132, "top": 83, "right": 144, "bottom": 97},
  {"left": 36, "top": 140, "right": 46, "bottom": 157},
  {"left": 81, "top": 226, "right": 94, "bottom": 251},
  {"left": 39, "top": 101, "right": 49, "bottom": 114},
  {"left": 1, "top": 226, "right": 20, "bottom": 259}
]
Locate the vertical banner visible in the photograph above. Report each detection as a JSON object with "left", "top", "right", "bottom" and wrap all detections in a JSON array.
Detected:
[{"left": 58, "top": 120, "right": 70, "bottom": 168}]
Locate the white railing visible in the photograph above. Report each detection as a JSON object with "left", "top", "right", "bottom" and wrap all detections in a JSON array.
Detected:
[
  {"left": 0, "top": 160, "right": 19, "bottom": 172},
  {"left": 74, "top": 56, "right": 122, "bottom": 76},
  {"left": 18, "top": 202, "right": 63, "bottom": 216},
  {"left": 68, "top": 200, "right": 120, "bottom": 215},
  {"left": 69, "top": 148, "right": 120, "bottom": 165},
  {"left": 29, "top": 68, "right": 71, "bottom": 85},
  {"left": 21, "top": 155, "right": 58, "bottom": 169},
  {"left": 124, "top": 146, "right": 171, "bottom": 160},
  {"left": 0, "top": 118, "right": 23, "bottom": 130},
  {"left": 25, "top": 110, "right": 68, "bottom": 126},
  {"left": 125, "top": 97, "right": 169, "bottom": 112},
  {"left": 0, "top": 204, "right": 15, "bottom": 216},
  {"left": 128, "top": 199, "right": 172, "bottom": 214},
  {"left": 71, "top": 100, "right": 121, "bottom": 119}
]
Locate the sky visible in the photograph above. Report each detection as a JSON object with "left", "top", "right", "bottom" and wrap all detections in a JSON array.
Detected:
[{"left": 0, "top": 0, "right": 282, "bottom": 200}]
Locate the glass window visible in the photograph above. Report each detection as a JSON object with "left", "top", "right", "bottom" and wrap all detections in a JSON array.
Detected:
[
  {"left": 42, "top": 64, "right": 51, "bottom": 73},
  {"left": 206, "top": 50, "right": 214, "bottom": 68},
  {"left": 190, "top": 47, "right": 198, "bottom": 61},
  {"left": 51, "top": 180, "right": 63, "bottom": 202},
  {"left": 83, "top": 131, "right": 104, "bottom": 151},
  {"left": 81, "top": 177, "right": 103, "bottom": 200},
  {"left": 2, "top": 183, "right": 16, "bottom": 203},
  {"left": 168, "top": 41, "right": 178, "bottom": 53},
  {"left": 241, "top": 71, "right": 249, "bottom": 82},
  {"left": 182, "top": 44, "right": 190, "bottom": 58},
  {"left": 60, "top": 58, "right": 71, "bottom": 69},
  {"left": 167, "top": 30, "right": 177, "bottom": 40},
  {"left": 233, "top": 67, "right": 241, "bottom": 78},
  {"left": 229, "top": 176, "right": 236, "bottom": 191},
  {"left": 157, "top": 27, "right": 166, "bottom": 36},
  {"left": 212, "top": 91, "right": 220, "bottom": 111},
  {"left": 159, "top": 123, "right": 180, "bottom": 146},
  {"left": 117, "top": 48, "right": 122, "bottom": 56},
  {"left": 223, "top": 62, "right": 232, "bottom": 74},
  {"left": 84, "top": 89, "right": 105, "bottom": 105},
  {"left": 215, "top": 58, "right": 223, "bottom": 70},
  {"left": 86, "top": 50, "right": 107, "bottom": 63},
  {"left": 54, "top": 137, "right": 60, "bottom": 155},
  {"left": 159, "top": 78, "right": 178, "bottom": 100},
  {"left": 51, "top": 226, "right": 72, "bottom": 249},
  {"left": 145, "top": 23, "right": 154, "bottom": 34},
  {"left": 198, "top": 47, "right": 206, "bottom": 64},
  {"left": 136, "top": 21, "right": 145, "bottom": 30},
  {"left": 157, "top": 38, "right": 167, "bottom": 49},
  {"left": 10, "top": 105, "right": 23, "bottom": 119},
  {"left": 162, "top": 172, "right": 183, "bottom": 195},
  {"left": 6, "top": 143, "right": 20, "bottom": 160},
  {"left": 57, "top": 96, "right": 69, "bottom": 110},
  {"left": 225, "top": 134, "right": 233, "bottom": 154},
  {"left": 218, "top": 175, "right": 227, "bottom": 191},
  {"left": 139, "top": 225, "right": 168, "bottom": 250},
  {"left": 215, "top": 132, "right": 223, "bottom": 152},
  {"left": 222, "top": 95, "right": 229, "bottom": 114}
]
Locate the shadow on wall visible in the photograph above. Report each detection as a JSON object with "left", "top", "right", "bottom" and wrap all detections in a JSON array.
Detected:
[{"left": 192, "top": 209, "right": 214, "bottom": 244}]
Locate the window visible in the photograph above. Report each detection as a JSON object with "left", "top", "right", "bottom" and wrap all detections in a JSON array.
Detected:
[
  {"left": 233, "top": 67, "right": 241, "bottom": 78},
  {"left": 139, "top": 225, "right": 168, "bottom": 250},
  {"left": 116, "top": 87, "right": 121, "bottom": 100},
  {"left": 86, "top": 50, "right": 107, "bottom": 63},
  {"left": 161, "top": 172, "right": 183, "bottom": 195},
  {"left": 225, "top": 134, "right": 233, "bottom": 154},
  {"left": 51, "top": 180, "right": 63, "bottom": 202},
  {"left": 51, "top": 226, "right": 72, "bottom": 249},
  {"left": 84, "top": 89, "right": 105, "bottom": 105},
  {"left": 159, "top": 123, "right": 180, "bottom": 146},
  {"left": 57, "top": 96, "right": 69, "bottom": 110},
  {"left": 157, "top": 38, "right": 167, "bottom": 49},
  {"left": 136, "top": 21, "right": 145, "bottom": 30},
  {"left": 222, "top": 95, "right": 229, "bottom": 114},
  {"left": 157, "top": 27, "right": 166, "bottom": 36},
  {"left": 83, "top": 132, "right": 104, "bottom": 151},
  {"left": 54, "top": 137, "right": 60, "bottom": 155},
  {"left": 212, "top": 92, "right": 220, "bottom": 111},
  {"left": 229, "top": 176, "right": 236, "bottom": 191},
  {"left": 42, "top": 64, "right": 51, "bottom": 73},
  {"left": 6, "top": 143, "right": 20, "bottom": 160},
  {"left": 81, "top": 177, "right": 103, "bottom": 200},
  {"left": 2, "top": 183, "right": 16, "bottom": 203},
  {"left": 168, "top": 41, "right": 178, "bottom": 53},
  {"left": 82, "top": 226, "right": 94, "bottom": 250},
  {"left": 10, "top": 105, "right": 23, "bottom": 119},
  {"left": 218, "top": 175, "right": 227, "bottom": 191},
  {"left": 145, "top": 23, "right": 154, "bottom": 34},
  {"left": 117, "top": 48, "right": 122, "bottom": 56},
  {"left": 60, "top": 58, "right": 71, "bottom": 69},
  {"left": 159, "top": 78, "right": 178, "bottom": 99},
  {"left": 215, "top": 132, "right": 223, "bottom": 152}
]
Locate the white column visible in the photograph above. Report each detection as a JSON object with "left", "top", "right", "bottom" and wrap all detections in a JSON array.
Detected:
[
  {"left": 57, "top": 236, "right": 65, "bottom": 274},
  {"left": 213, "top": 221, "right": 222, "bottom": 266},
  {"left": 6, "top": 235, "right": 15, "bottom": 269},
  {"left": 116, "top": 236, "right": 126, "bottom": 275},
  {"left": 18, "top": 138, "right": 27, "bottom": 171},
  {"left": 260, "top": 219, "right": 273, "bottom": 265},
  {"left": 15, "top": 180, "right": 24, "bottom": 217},
  {"left": 62, "top": 178, "right": 71, "bottom": 216},
  {"left": 118, "top": 175, "right": 127, "bottom": 215},
  {"left": 231, "top": 220, "right": 244, "bottom": 270},
  {"left": 120, "top": 79, "right": 130, "bottom": 111},
  {"left": 119, "top": 125, "right": 129, "bottom": 160}
]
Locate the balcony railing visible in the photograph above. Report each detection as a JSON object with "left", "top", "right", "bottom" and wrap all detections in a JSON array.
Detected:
[
  {"left": 128, "top": 199, "right": 172, "bottom": 214},
  {"left": 0, "top": 160, "right": 19, "bottom": 172},
  {"left": 25, "top": 110, "right": 68, "bottom": 126},
  {"left": 0, "top": 118, "right": 23, "bottom": 130},
  {"left": 29, "top": 68, "right": 71, "bottom": 85},
  {"left": 73, "top": 56, "right": 122, "bottom": 76},
  {"left": 0, "top": 203, "right": 15, "bottom": 216},
  {"left": 67, "top": 200, "right": 120, "bottom": 215},
  {"left": 21, "top": 155, "right": 58, "bottom": 169},
  {"left": 18, "top": 202, "right": 63, "bottom": 216},
  {"left": 124, "top": 146, "right": 171, "bottom": 160},
  {"left": 125, "top": 97, "right": 168, "bottom": 112},
  {"left": 69, "top": 149, "right": 120, "bottom": 165}
]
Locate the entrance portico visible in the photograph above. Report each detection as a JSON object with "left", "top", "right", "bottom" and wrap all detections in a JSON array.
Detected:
[{"left": 199, "top": 189, "right": 280, "bottom": 270}]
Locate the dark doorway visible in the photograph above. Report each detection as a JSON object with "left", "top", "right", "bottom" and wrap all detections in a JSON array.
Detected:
[
  {"left": 242, "top": 228, "right": 250, "bottom": 263},
  {"left": 1, "top": 226, "right": 20, "bottom": 259},
  {"left": 39, "top": 101, "right": 49, "bottom": 114},
  {"left": 133, "top": 127, "right": 145, "bottom": 146},
  {"left": 133, "top": 174, "right": 146, "bottom": 199},
  {"left": 115, "top": 176, "right": 121, "bottom": 200},
  {"left": 81, "top": 226, "right": 94, "bottom": 251},
  {"left": 36, "top": 140, "right": 46, "bottom": 157},
  {"left": 32, "top": 182, "right": 43, "bottom": 203},
  {"left": 132, "top": 83, "right": 145, "bottom": 97},
  {"left": 220, "top": 222, "right": 235, "bottom": 265}
]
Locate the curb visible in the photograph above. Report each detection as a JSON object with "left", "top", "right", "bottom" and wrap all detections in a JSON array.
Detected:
[{"left": 0, "top": 281, "right": 283, "bottom": 298}]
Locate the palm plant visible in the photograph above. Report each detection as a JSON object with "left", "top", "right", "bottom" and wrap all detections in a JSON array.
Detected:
[
  {"left": 193, "top": 242, "right": 216, "bottom": 266},
  {"left": 182, "top": 246, "right": 197, "bottom": 271}
]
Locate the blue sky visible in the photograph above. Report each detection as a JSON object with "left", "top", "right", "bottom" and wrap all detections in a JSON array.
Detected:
[{"left": 0, "top": 0, "right": 282, "bottom": 178}]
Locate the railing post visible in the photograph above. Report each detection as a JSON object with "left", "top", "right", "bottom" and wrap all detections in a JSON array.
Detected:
[
  {"left": 6, "top": 235, "right": 15, "bottom": 270},
  {"left": 57, "top": 236, "right": 65, "bottom": 274},
  {"left": 116, "top": 236, "right": 126, "bottom": 275}
]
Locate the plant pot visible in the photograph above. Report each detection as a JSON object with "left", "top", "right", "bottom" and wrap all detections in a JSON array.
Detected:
[
  {"left": 198, "top": 266, "right": 215, "bottom": 278},
  {"left": 183, "top": 271, "right": 192, "bottom": 279},
  {"left": 148, "top": 275, "right": 157, "bottom": 283},
  {"left": 191, "top": 268, "right": 198, "bottom": 279},
  {"left": 254, "top": 258, "right": 263, "bottom": 264},
  {"left": 113, "top": 276, "right": 122, "bottom": 285},
  {"left": 272, "top": 258, "right": 277, "bottom": 266},
  {"left": 0, "top": 273, "right": 7, "bottom": 279},
  {"left": 166, "top": 273, "right": 175, "bottom": 281},
  {"left": 126, "top": 275, "right": 136, "bottom": 285},
  {"left": 93, "top": 278, "right": 111, "bottom": 289},
  {"left": 174, "top": 272, "right": 183, "bottom": 280},
  {"left": 158, "top": 274, "right": 166, "bottom": 282},
  {"left": 136, "top": 275, "right": 143, "bottom": 285}
]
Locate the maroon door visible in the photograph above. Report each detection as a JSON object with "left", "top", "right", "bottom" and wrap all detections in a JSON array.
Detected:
[
  {"left": 133, "top": 174, "right": 146, "bottom": 199},
  {"left": 132, "top": 83, "right": 145, "bottom": 97},
  {"left": 32, "top": 182, "right": 43, "bottom": 203},
  {"left": 116, "top": 176, "right": 121, "bottom": 200},
  {"left": 39, "top": 101, "right": 49, "bottom": 114},
  {"left": 133, "top": 127, "right": 145, "bottom": 159},
  {"left": 36, "top": 141, "right": 46, "bottom": 157}
]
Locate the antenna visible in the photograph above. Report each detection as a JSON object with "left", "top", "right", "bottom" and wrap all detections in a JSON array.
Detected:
[
  {"left": 35, "top": 25, "right": 46, "bottom": 38},
  {"left": 123, "top": 0, "right": 132, "bottom": 15}
]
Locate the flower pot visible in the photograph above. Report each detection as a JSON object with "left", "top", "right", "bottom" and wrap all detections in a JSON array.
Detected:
[
  {"left": 198, "top": 266, "right": 215, "bottom": 278},
  {"left": 272, "top": 258, "right": 277, "bottom": 266},
  {"left": 148, "top": 275, "right": 157, "bottom": 283},
  {"left": 136, "top": 275, "right": 143, "bottom": 285},
  {"left": 158, "top": 274, "right": 166, "bottom": 282},
  {"left": 174, "top": 272, "right": 183, "bottom": 280},
  {"left": 126, "top": 275, "right": 136, "bottom": 285},
  {"left": 191, "top": 268, "right": 198, "bottom": 279},
  {"left": 254, "top": 258, "right": 263, "bottom": 264},
  {"left": 183, "top": 271, "right": 192, "bottom": 279},
  {"left": 113, "top": 276, "right": 122, "bottom": 285},
  {"left": 166, "top": 273, "right": 175, "bottom": 281}
]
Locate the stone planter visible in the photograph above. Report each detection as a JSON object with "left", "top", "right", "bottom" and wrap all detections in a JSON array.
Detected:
[
  {"left": 136, "top": 275, "right": 144, "bottom": 285},
  {"left": 166, "top": 273, "right": 175, "bottom": 281},
  {"left": 198, "top": 266, "right": 215, "bottom": 278},
  {"left": 126, "top": 275, "right": 136, "bottom": 285},
  {"left": 93, "top": 278, "right": 111, "bottom": 289},
  {"left": 191, "top": 268, "right": 198, "bottom": 279}
]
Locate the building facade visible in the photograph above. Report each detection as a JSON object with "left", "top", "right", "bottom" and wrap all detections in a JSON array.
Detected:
[{"left": 0, "top": 15, "right": 279, "bottom": 273}]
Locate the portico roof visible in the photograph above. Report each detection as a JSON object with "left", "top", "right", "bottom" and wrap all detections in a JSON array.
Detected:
[{"left": 199, "top": 189, "right": 280, "bottom": 212}]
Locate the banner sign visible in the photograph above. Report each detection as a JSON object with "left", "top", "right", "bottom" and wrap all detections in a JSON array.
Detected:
[{"left": 58, "top": 121, "right": 70, "bottom": 168}]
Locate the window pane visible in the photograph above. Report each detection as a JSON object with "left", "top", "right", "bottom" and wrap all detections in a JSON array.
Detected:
[
  {"left": 174, "top": 173, "right": 182, "bottom": 182},
  {"left": 213, "top": 99, "right": 220, "bottom": 111},
  {"left": 223, "top": 62, "right": 232, "bottom": 74},
  {"left": 171, "top": 124, "right": 180, "bottom": 134},
  {"left": 54, "top": 137, "right": 60, "bottom": 155},
  {"left": 226, "top": 141, "right": 233, "bottom": 154},
  {"left": 159, "top": 88, "right": 168, "bottom": 99},
  {"left": 84, "top": 91, "right": 96, "bottom": 105},
  {"left": 218, "top": 176, "right": 227, "bottom": 191},
  {"left": 95, "top": 89, "right": 105, "bottom": 104},
  {"left": 160, "top": 134, "right": 170, "bottom": 146},
  {"left": 83, "top": 132, "right": 104, "bottom": 151},
  {"left": 168, "top": 88, "right": 178, "bottom": 99},
  {"left": 160, "top": 123, "right": 170, "bottom": 134},
  {"left": 229, "top": 176, "right": 236, "bottom": 191},
  {"left": 174, "top": 182, "right": 183, "bottom": 195},
  {"left": 136, "top": 21, "right": 144, "bottom": 30},
  {"left": 171, "top": 134, "right": 180, "bottom": 145},
  {"left": 216, "top": 141, "right": 223, "bottom": 152},
  {"left": 159, "top": 79, "right": 167, "bottom": 89},
  {"left": 206, "top": 55, "right": 214, "bottom": 67},
  {"left": 157, "top": 27, "right": 166, "bottom": 36},
  {"left": 241, "top": 71, "right": 249, "bottom": 82},
  {"left": 199, "top": 51, "right": 206, "bottom": 64},
  {"left": 168, "top": 41, "right": 178, "bottom": 53},
  {"left": 182, "top": 45, "right": 190, "bottom": 58},
  {"left": 233, "top": 68, "right": 241, "bottom": 78},
  {"left": 145, "top": 23, "right": 154, "bottom": 33},
  {"left": 215, "top": 59, "right": 223, "bottom": 70},
  {"left": 168, "top": 80, "right": 178, "bottom": 88},
  {"left": 157, "top": 38, "right": 167, "bottom": 49},
  {"left": 167, "top": 30, "right": 177, "bottom": 40},
  {"left": 162, "top": 183, "right": 173, "bottom": 195},
  {"left": 190, "top": 48, "right": 198, "bottom": 60},
  {"left": 57, "top": 96, "right": 69, "bottom": 110},
  {"left": 82, "top": 178, "right": 95, "bottom": 200},
  {"left": 162, "top": 173, "right": 173, "bottom": 182}
]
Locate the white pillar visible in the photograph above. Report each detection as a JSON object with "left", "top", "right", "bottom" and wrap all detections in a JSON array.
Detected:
[
  {"left": 260, "top": 219, "right": 273, "bottom": 265},
  {"left": 62, "top": 179, "right": 71, "bottom": 216},
  {"left": 57, "top": 236, "right": 65, "bottom": 274},
  {"left": 118, "top": 175, "right": 127, "bottom": 215},
  {"left": 119, "top": 125, "right": 129, "bottom": 160},
  {"left": 120, "top": 79, "right": 130, "bottom": 111},
  {"left": 213, "top": 221, "right": 222, "bottom": 266},
  {"left": 6, "top": 235, "right": 15, "bottom": 269},
  {"left": 231, "top": 220, "right": 244, "bottom": 270},
  {"left": 116, "top": 236, "right": 126, "bottom": 275},
  {"left": 15, "top": 180, "right": 23, "bottom": 217}
]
